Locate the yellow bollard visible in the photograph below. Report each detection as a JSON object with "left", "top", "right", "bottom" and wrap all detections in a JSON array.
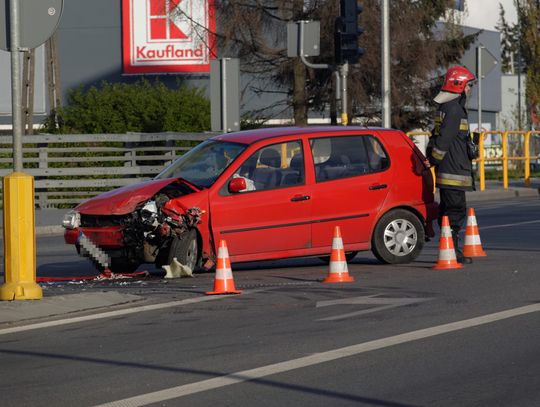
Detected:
[
  {"left": 341, "top": 112, "right": 348, "bottom": 126},
  {"left": 0, "top": 172, "right": 42, "bottom": 300}
]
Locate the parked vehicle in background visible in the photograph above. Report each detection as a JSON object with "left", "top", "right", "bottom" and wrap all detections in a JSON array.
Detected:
[{"left": 63, "top": 126, "right": 437, "bottom": 272}]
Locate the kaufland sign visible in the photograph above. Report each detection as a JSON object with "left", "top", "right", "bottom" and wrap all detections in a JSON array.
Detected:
[{"left": 122, "top": 0, "right": 216, "bottom": 74}]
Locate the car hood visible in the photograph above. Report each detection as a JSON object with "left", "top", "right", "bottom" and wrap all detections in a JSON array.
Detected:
[{"left": 75, "top": 178, "right": 195, "bottom": 215}]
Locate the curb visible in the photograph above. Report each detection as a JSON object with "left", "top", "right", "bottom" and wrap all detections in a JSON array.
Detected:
[
  {"left": 466, "top": 187, "right": 540, "bottom": 202},
  {"left": 36, "top": 225, "right": 64, "bottom": 236},
  {"left": 0, "top": 291, "right": 144, "bottom": 325},
  {"left": 0, "top": 225, "right": 64, "bottom": 238}
]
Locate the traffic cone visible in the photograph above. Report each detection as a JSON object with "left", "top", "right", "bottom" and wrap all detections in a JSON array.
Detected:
[
  {"left": 323, "top": 226, "right": 354, "bottom": 283},
  {"left": 463, "top": 208, "right": 487, "bottom": 257},
  {"left": 432, "top": 216, "right": 463, "bottom": 270},
  {"left": 206, "top": 240, "right": 242, "bottom": 295}
]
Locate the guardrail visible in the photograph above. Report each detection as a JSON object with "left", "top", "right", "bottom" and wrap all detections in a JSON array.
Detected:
[
  {"left": 0, "top": 132, "right": 217, "bottom": 208},
  {"left": 407, "top": 130, "right": 540, "bottom": 191}
]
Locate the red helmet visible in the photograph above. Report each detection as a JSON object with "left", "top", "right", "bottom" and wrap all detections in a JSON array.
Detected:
[{"left": 441, "top": 66, "right": 475, "bottom": 94}]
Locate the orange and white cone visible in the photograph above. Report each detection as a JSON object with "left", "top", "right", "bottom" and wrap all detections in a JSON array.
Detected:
[
  {"left": 323, "top": 226, "right": 354, "bottom": 283},
  {"left": 206, "top": 240, "right": 242, "bottom": 295},
  {"left": 432, "top": 216, "right": 463, "bottom": 270},
  {"left": 462, "top": 208, "right": 487, "bottom": 257}
]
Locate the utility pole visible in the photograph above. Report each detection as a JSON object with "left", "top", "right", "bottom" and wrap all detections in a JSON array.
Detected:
[
  {"left": 381, "top": 0, "right": 391, "bottom": 128},
  {"left": 477, "top": 46, "right": 483, "bottom": 132},
  {"left": 10, "top": 0, "right": 23, "bottom": 171}
]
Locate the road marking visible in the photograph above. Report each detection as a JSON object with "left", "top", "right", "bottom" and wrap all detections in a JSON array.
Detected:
[
  {"left": 480, "top": 219, "right": 540, "bottom": 230},
  {"left": 95, "top": 303, "right": 540, "bottom": 407},
  {"left": 0, "top": 294, "right": 245, "bottom": 336},
  {"left": 315, "top": 295, "right": 433, "bottom": 321}
]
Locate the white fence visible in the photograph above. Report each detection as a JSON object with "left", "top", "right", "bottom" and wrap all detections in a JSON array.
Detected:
[{"left": 0, "top": 132, "right": 217, "bottom": 208}]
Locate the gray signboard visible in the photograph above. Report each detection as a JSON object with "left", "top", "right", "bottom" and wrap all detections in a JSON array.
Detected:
[
  {"left": 1, "top": 0, "right": 63, "bottom": 51},
  {"left": 211, "top": 58, "right": 240, "bottom": 133},
  {"left": 0, "top": 45, "right": 46, "bottom": 116},
  {"left": 287, "top": 21, "right": 320, "bottom": 58}
]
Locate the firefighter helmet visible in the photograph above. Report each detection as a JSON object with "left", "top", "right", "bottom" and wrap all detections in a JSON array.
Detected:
[{"left": 441, "top": 66, "right": 475, "bottom": 94}]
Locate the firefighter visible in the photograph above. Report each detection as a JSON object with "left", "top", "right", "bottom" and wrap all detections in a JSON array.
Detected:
[{"left": 428, "top": 66, "right": 478, "bottom": 264}]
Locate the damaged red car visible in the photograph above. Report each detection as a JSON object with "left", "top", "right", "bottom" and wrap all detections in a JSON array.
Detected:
[{"left": 63, "top": 126, "right": 437, "bottom": 272}]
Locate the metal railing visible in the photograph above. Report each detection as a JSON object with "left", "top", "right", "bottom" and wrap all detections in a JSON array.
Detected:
[
  {"left": 407, "top": 130, "right": 540, "bottom": 192},
  {"left": 0, "top": 132, "right": 217, "bottom": 208}
]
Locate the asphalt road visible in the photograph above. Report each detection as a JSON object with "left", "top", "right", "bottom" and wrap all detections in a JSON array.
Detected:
[{"left": 0, "top": 197, "right": 539, "bottom": 406}]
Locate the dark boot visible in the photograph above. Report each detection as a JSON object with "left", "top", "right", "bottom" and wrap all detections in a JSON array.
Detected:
[{"left": 452, "top": 232, "right": 472, "bottom": 264}]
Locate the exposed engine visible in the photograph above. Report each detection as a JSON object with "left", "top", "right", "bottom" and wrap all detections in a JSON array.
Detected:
[{"left": 122, "top": 193, "right": 203, "bottom": 265}]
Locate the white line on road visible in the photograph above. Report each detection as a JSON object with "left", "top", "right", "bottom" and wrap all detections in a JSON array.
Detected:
[
  {"left": 95, "top": 303, "right": 540, "bottom": 407},
  {"left": 0, "top": 294, "right": 244, "bottom": 336},
  {"left": 479, "top": 219, "right": 540, "bottom": 230},
  {"left": 315, "top": 295, "right": 433, "bottom": 321}
]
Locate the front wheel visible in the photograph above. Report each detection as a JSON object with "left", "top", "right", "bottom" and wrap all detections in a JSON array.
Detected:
[
  {"left": 166, "top": 229, "right": 199, "bottom": 271},
  {"left": 371, "top": 209, "right": 424, "bottom": 264}
]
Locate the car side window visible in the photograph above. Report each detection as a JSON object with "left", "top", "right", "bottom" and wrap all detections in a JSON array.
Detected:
[
  {"left": 232, "top": 141, "right": 304, "bottom": 192},
  {"left": 310, "top": 135, "right": 388, "bottom": 182}
]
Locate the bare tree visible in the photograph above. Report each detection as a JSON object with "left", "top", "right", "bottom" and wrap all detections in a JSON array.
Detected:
[
  {"left": 214, "top": 0, "right": 476, "bottom": 130},
  {"left": 498, "top": 0, "right": 540, "bottom": 130}
]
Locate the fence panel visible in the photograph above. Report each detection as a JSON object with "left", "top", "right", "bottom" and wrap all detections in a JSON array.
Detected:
[{"left": 0, "top": 132, "right": 217, "bottom": 208}]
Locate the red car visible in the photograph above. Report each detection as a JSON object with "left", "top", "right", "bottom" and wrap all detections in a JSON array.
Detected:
[{"left": 63, "top": 126, "right": 437, "bottom": 272}]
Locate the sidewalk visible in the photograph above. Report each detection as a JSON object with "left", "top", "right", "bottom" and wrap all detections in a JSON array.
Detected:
[
  {"left": 0, "top": 291, "right": 144, "bottom": 326},
  {"left": 465, "top": 179, "right": 540, "bottom": 202}
]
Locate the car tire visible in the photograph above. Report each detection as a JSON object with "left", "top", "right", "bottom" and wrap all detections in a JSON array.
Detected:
[
  {"left": 371, "top": 209, "right": 424, "bottom": 264},
  {"left": 167, "top": 229, "right": 199, "bottom": 271}
]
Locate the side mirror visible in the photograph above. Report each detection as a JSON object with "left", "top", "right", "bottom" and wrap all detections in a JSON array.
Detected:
[{"left": 228, "top": 177, "right": 247, "bottom": 193}]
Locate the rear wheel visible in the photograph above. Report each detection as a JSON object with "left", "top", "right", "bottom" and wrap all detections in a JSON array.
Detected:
[
  {"left": 371, "top": 209, "right": 424, "bottom": 264},
  {"left": 167, "top": 229, "right": 199, "bottom": 271}
]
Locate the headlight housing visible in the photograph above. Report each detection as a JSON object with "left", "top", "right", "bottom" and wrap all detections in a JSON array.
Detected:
[{"left": 62, "top": 210, "right": 81, "bottom": 229}]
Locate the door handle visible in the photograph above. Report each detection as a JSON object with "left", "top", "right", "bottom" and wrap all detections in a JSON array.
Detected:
[
  {"left": 291, "top": 194, "right": 311, "bottom": 202},
  {"left": 369, "top": 184, "right": 388, "bottom": 191}
]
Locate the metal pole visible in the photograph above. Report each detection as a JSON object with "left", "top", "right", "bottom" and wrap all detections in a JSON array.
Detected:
[
  {"left": 517, "top": 44, "right": 522, "bottom": 129},
  {"left": 221, "top": 59, "right": 228, "bottom": 132},
  {"left": 381, "top": 0, "right": 391, "bottom": 128},
  {"left": 340, "top": 62, "right": 348, "bottom": 125},
  {"left": 10, "top": 0, "right": 23, "bottom": 171},
  {"left": 477, "top": 46, "right": 483, "bottom": 133}
]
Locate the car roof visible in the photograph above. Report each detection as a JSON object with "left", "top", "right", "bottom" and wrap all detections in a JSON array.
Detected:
[{"left": 211, "top": 126, "right": 393, "bottom": 145}]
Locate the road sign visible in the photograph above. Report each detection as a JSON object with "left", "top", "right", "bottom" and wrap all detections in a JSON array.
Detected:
[
  {"left": 287, "top": 21, "right": 320, "bottom": 58},
  {"left": 0, "top": 0, "right": 63, "bottom": 51},
  {"left": 462, "top": 46, "right": 498, "bottom": 78}
]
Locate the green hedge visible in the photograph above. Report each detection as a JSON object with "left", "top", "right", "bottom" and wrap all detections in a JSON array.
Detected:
[{"left": 44, "top": 79, "right": 210, "bottom": 134}]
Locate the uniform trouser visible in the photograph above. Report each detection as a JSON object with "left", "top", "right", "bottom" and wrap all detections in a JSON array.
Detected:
[{"left": 438, "top": 188, "right": 467, "bottom": 251}]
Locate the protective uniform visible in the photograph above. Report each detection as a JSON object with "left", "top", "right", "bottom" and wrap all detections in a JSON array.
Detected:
[{"left": 428, "top": 66, "right": 476, "bottom": 263}]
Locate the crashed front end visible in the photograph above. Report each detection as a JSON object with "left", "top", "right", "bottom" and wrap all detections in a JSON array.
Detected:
[{"left": 63, "top": 179, "right": 206, "bottom": 271}]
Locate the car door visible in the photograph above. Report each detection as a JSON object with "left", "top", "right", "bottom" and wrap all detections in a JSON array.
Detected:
[
  {"left": 309, "top": 133, "right": 392, "bottom": 247},
  {"left": 209, "top": 140, "right": 312, "bottom": 259}
]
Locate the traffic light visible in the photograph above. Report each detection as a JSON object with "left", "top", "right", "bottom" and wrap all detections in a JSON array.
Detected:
[{"left": 334, "top": 0, "right": 364, "bottom": 65}]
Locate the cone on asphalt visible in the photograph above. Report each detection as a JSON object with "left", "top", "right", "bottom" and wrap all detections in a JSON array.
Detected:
[
  {"left": 323, "top": 226, "right": 355, "bottom": 283},
  {"left": 432, "top": 216, "right": 463, "bottom": 270},
  {"left": 462, "top": 208, "right": 487, "bottom": 257},
  {"left": 206, "top": 240, "right": 242, "bottom": 295}
]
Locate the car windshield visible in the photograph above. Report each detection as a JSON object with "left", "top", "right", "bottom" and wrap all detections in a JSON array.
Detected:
[{"left": 155, "top": 140, "right": 247, "bottom": 188}]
